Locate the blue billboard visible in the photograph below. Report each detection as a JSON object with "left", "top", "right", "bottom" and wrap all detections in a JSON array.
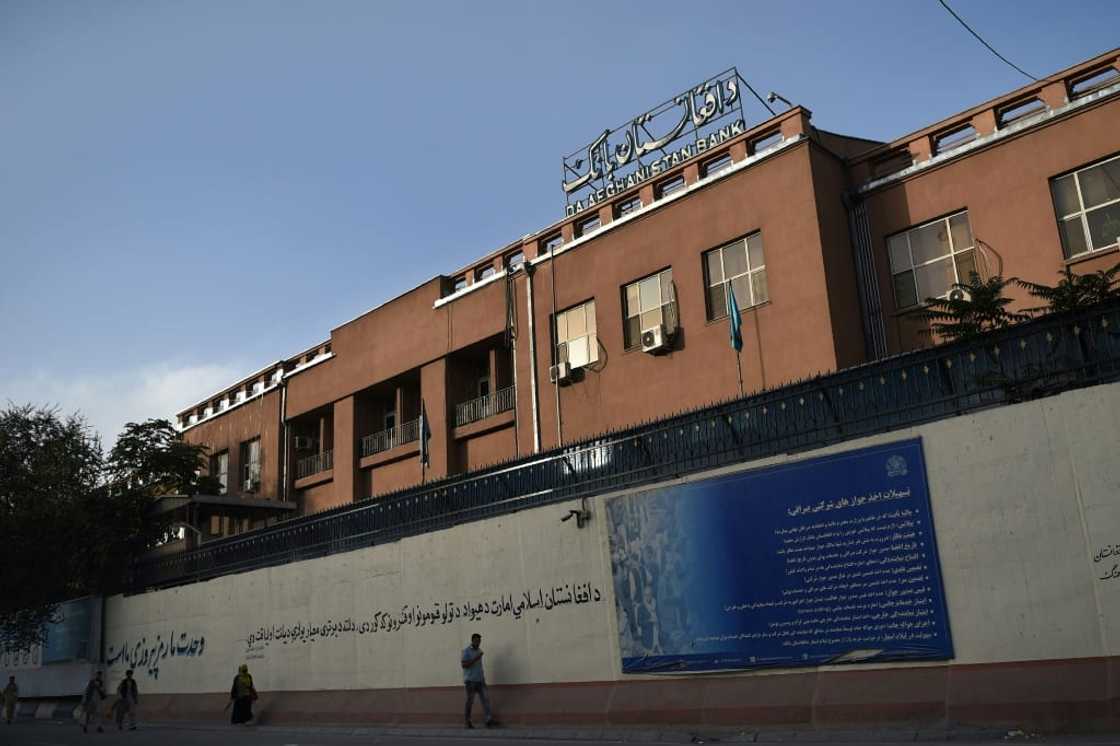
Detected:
[{"left": 606, "top": 439, "right": 953, "bottom": 673}]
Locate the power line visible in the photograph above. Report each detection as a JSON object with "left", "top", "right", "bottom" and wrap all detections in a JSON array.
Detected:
[{"left": 937, "top": 0, "right": 1038, "bottom": 82}]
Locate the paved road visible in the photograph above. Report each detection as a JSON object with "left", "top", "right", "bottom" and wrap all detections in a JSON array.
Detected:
[{"left": 7, "top": 721, "right": 1120, "bottom": 746}]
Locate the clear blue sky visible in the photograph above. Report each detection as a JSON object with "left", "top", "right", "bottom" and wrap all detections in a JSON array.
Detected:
[{"left": 2, "top": 0, "right": 1117, "bottom": 443}]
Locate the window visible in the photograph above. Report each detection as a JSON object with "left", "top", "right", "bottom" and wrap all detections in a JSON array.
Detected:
[
  {"left": 702, "top": 153, "right": 733, "bottom": 178},
  {"left": 475, "top": 265, "right": 496, "bottom": 282},
  {"left": 934, "top": 124, "right": 977, "bottom": 154},
  {"left": 887, "top": 212, "right": 977, "bottom": 309},
  {"left": 505, "top": 250, "right": 525, "bottom": 270},
  {"left": 622, "top": 269, "right": 677, "bottom": 349},
  {"left": 657, "top": 175, "right": 686, "bottom": 199},
  {"left": 541, "top": 233, "right": 563, "bottom": 254},
  {"left": 384, "top": 410, "right": 396, "bottom": 432},
  {"left": 477, "top": 375, "right": 490, "bottom": 397},
  {"left": 615, "top": 195, "right": 642, "bottom": 217},
  {"left": 576, "top": 215, "right": 601, "bottom": 236},
  {"left": 703, "top": 233, "right": 768, "bottom": 320},
  {"left": 1070, "top": 67, "right": 1120, "bottom": 99},
  {"left": 998, "top": 97, "right": 1047, "bottom": 127},
  {"left": 252, "top": 381, "right": 264, "bottom": 395},
  {"left": 240, "top": 438, "right": 261, "bottom": 493},
  {"left": 750, "top": 130, "right": 782, "bottom": 154},
  {"left": 209, "top": 515, "right": 221, "bottom": 536},
  {"left": 452, "top": 276, "right": 467, "bottom": 293},
  {"left": 1051, "top": 154, "right": 1120, "bottom": 258},
  {"left": 210, "top": 451, "right": 229, "bottom": 495},
  {"left": 554, "top": 300, "right": 598, "bottom": 369}
]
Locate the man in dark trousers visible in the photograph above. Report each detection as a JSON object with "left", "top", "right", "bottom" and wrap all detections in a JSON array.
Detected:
[
  {"left": 460, "top": 633, "right": 495, "bottom": 728},
  {"left": 116, "top": 669, "right": 139, "bottom": 730},
  {"left": 81, "top": 671, "right": 106, "bottom": 733}
]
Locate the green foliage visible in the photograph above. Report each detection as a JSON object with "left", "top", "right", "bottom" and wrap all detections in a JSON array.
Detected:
[
  {"left": 1, "top": 410, "right": 215, "bottom": 652},
  {"left": 107, "top": 418, "right": 218, "bottom": 497},
  {"left": 919, "top": 273, "right": 1030, "bottom": 342},
  {"left": 1016, "top": 262, "right": 1120, "bottom": 315}
]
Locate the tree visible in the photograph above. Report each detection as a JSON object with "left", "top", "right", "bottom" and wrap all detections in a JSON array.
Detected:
[
  {"left": 0, "top": 405, "right": 104, "bottom": 651},
  {"left": 1016, "top": 262, "right": 1120, "bottom": 315},
  {"left": 1, "top": 411, "right": 215, "bottom": 653},
  {"left": 919, "top": 273, "right": 1030, "bottom": 342},
  {"left": 107, "top": 419, "right": 219, "bottom": 498}
]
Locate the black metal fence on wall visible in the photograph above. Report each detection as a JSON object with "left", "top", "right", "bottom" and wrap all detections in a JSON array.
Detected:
[{"left": 130, "top": 300, "right": 1120, "bottom": 592}]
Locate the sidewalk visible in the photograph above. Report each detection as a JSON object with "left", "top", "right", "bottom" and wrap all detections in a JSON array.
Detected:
[{"left": 135, "top": 720, "right": 1031, "bottom": 743}]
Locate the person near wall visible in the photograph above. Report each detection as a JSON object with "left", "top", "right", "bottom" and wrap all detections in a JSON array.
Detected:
[
  {"left": 3, "top": 675, "right": 18, "bottom": 725},
  {"left": 81, "top": 671, "right": 107, "bottom": 734},
  {"left": 228, "top": 664, "right": 257, "bottom": 725},
  {"left": 115, "top": 669, "right": 139, "bottom": 731},
  {"left": 461, "top": 633, "right": 496, "bottom": 729}
]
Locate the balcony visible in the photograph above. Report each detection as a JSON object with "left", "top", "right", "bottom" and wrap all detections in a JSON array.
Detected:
[
  {"left": 361, "top": 418, "right": 420, "bottom": 457},
  {"left": 455, "top": 385, "right": 515, "bottom": 427},
  {"left": 296, "top": 449, "right": 333, "bottom": 480}
]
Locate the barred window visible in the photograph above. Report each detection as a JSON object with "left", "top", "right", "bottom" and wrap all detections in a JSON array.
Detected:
[
  {"left": 887, "top": 211, "right": 976, "bottom": 309},
  {"left": 703, "top": 233, "right": 768, "bottom": 320},
  {"left": 1050, "top": 153, "right": 1120, "bottom": 259},
  {"left": 622, "top": 269, "right": 676, "bottom": 349}
]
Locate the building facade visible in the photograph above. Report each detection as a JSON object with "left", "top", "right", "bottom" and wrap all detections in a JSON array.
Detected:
[{"left": 172, "top": 49, "right": 1120, "bottom": 545}]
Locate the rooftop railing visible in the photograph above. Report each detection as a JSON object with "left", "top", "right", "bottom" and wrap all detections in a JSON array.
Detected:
[
  {"left": 360, "top": 418, "right": 420, "bottom": 458},
  {"left": 295, "top": 450, "right": 333, "bottom": 480},
  {"left": 455, "top": 385, "right": 515, "bottom": 427},
  {"left": 130, "top": 299, "right": 1120, "bottom": 592}
]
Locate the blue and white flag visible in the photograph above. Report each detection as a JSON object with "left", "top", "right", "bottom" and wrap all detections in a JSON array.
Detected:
[{"left": 726, "top": 281, "right": 743, "bottom": 352}]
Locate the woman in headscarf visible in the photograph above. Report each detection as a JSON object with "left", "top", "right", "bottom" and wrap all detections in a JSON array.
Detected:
[{"left": 229, "top": 664, "right": 256, "bottom": 725}]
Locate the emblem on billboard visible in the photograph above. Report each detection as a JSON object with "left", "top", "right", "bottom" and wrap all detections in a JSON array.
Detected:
[{"left": 886, "top": 455, "right": 908, "bottom": 477}]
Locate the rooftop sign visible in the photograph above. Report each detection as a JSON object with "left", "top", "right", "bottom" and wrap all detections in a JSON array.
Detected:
[{"left": 562, "top": 68, "right": 752, "bottom": 216}]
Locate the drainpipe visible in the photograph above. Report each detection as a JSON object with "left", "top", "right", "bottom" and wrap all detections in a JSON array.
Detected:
[
  {"left": 506, "top": 270, "right": 520, "bottom": 457},
  {"left": 524, "top": 263, "right": 542, "bottom": 453},
  {"left": 549, "top": 243, "right": 563, "bottom": 448},
  {"left": 280, "top": 376, "right": 290, "bottom": 502}
]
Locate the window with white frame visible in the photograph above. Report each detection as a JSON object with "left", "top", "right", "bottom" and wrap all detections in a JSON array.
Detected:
[
  {"left": 1050, "top": 154, "right": 1120, "bottom": 259},
  {"left": 622, "top": 269, "right": 677, "bottom": 349},
  {"left": 702, "top": 153, "right": 733, "bottom": 177},
  {"left": 210, "top": 451, "right": 229, "bottom": 495},
  {"left": 542, "top": 233, "right": 563, "bottom": 254},
  {"left": 240, "top": 438, "right": 261, "bottom": 493},
  {"left": 554, "top": 300, "right": 598, "bottom": 369},
  {"left": 657, "top": 175, "right": 686, "bottom": 199},
  {"left": 475, "top": 265, "right": 496, "bottom": 282},
  {"left": 615, "top": 195, "right": 642, "bottom": 217},
  {"left": 887, "top": 211, "right": 977, "bottom": 309},
  {"left": 703, "top": 233, "right": 768, "bottom": 320}
]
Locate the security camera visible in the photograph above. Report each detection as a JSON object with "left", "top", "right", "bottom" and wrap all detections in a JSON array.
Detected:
[{"left": 766, "top": 91, "right": 793, "bottom": 109}]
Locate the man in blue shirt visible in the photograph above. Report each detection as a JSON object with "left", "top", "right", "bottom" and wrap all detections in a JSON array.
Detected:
[{"left": 461, "top": 633, "right": 494, "bottom": 728}]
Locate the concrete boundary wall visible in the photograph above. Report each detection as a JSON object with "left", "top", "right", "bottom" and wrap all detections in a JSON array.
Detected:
[{"left": 98, "top": 381, "right": 1120, "bottom": 730}]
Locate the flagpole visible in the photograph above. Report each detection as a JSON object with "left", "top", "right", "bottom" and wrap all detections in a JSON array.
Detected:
[{"left": 735, "top": 348, "right": 744, "bottom": 397}]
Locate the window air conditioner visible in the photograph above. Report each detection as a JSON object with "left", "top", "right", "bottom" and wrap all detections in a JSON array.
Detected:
[
  {"left": 549, "top": 362, "right": 572, "bottom": 384},
  {"left": 640, "top": 325, "right": 670, "bottom": 354}
]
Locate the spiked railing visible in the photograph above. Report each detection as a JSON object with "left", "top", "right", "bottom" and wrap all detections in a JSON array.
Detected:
[{"left": 130, "top": 299, "right": 1120, "bottom": 592}]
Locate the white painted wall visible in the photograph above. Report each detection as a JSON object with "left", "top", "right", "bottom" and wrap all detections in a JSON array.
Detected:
[{"left": 100, "top": 381, "right": 1120, "bottom": 694}]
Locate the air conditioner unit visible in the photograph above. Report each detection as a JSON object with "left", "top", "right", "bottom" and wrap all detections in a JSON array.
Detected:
[
  {"left": 948, "top": 287, "right": 972, "bottom": 303},
  {"left": 549, "top": 361, "right": 572, "bottom": 384},
  {"left": 640, "top": 325, "right": 670, "bottom": 354},
  {"left": 293, "top": 436, "right": 317, "bottom": 450}
]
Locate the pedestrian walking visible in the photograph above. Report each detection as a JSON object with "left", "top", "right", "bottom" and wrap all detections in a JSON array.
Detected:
[
  {"left": 115, "top": 669, "right": 139, "bottom": 731},
  {"left": 81, "top": 671, "right": 107, "bottom": 734},
  {"left": 3, "top": 675, "right": 17, "bottom": 725},
  {"left": 461, "top": 633, "right": 495, "bottom": 728},
  {"left": 228, "top": 664, "right": 257, "bottom": 725}
]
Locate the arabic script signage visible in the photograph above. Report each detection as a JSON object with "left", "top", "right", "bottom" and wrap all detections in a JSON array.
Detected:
[
  {"left": 606, "top": 438, "right": 953, "bottom": 673},
  {"left": 562, "top": 68, "right": 748, "bottom": 216}
]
